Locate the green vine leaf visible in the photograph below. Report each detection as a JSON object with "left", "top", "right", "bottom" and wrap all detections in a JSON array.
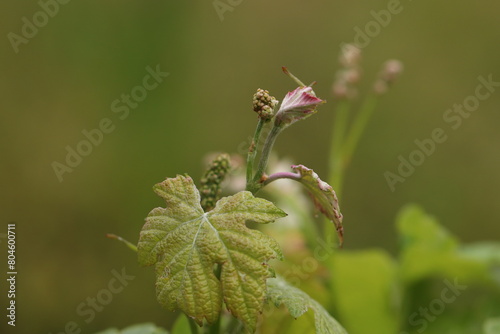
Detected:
[
  {"left": 137, "top": 175, "right": 287, "bottom": 332},
  {"left": 94, "top": 323, "right": 169, "bottom": 334},
  {"left": 267, "top": 276, "right": 348, "bottom": 334},
  {"left": 291, "top": 165, "right": 344, "bottom": 245},
  {"left": 484, "top": 317, "right": 500, "bottom": 334}
]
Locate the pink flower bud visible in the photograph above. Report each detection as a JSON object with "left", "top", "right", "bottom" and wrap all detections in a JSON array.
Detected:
[
  {"left": 380, "top": 59, "right": 403, "bottom": 83},
  {"left": 373, "top": 59, "right": 403, "bottom": 95},
  {"left": 339, "top": 44, "right": 361, "bottom": 68}
]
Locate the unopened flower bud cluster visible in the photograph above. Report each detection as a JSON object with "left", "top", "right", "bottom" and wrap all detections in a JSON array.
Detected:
[
  {"left": 373, "top": 60, "right": 403, "bottom": 95},
  {"left": 200, "top": 154, "right": 231, "bottom": 211},
  {"left": 332, "top": 44, "right": 362, "bottom": 99},
  {"left": 253, "top": 88, "right": 279, "bottom": 121}
]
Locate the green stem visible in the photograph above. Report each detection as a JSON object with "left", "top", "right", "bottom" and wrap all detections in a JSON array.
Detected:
[
  {"left": 105, "top": 234, "right": 137, "bottom": 252},
  {"left": 188, "top": 318, "right": 199, "bottom": 334},
  {"left": 225, "top": 316, "right": 242, "bottom": 334},
  {"left": 246, "top": 118, "right": 266, "bottom": 185},
  {"left": 248, "top": 125, "right": 282, "bottom": 194},
  {"left": 324, "top": 97, "right": 378, "bottom": 239},
  {"left": 341, "top": 94, "right": 379, "bottom": 166},
  {"left": 206, "top": 264, "right": 222, "bottom": 334},
  {"left": 207, "top": 315, "right": 222, "bottom": 334},
  {"left": 207, "top": 318, "right": 220, "bottom": 334},
  {"left": 282, "top": 67, "right": 306, "bottom": 86},
  {"left": 328, "top": 100, "right": 351, "bottom": 198}
]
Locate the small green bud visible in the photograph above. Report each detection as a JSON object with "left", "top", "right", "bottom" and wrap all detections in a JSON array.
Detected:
[
  {"left": 199, "top": 153, "right": 231, "bottom": 211},
  {"left": 253, "top": 88, "right": 279, "bottom": 121}
]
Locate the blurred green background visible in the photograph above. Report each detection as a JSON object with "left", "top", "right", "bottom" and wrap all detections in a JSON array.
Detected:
[{"left": 1, "top": 1, "right": 499, "bottom": 333}]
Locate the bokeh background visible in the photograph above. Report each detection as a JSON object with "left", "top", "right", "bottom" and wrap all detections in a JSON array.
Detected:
[{"left": 1, "top": 1, "right": 499, "bottom": 333}]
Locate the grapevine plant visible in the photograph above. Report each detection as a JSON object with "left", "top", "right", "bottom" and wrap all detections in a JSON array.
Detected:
[
  {"left": 100, "top": 46, "right": 500, "bottom": 334},
  {"left": 105, "top": 46, "right": 404, "bottom": 334},
  {"left": 137, "top": 68, "right": 346, "bottom": 333}
]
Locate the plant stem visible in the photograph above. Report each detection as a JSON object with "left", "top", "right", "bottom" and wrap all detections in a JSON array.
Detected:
[
  {"left": 207, "top": 317, "right": 220, "bottom": 334},
  {"left": 323, "top": 96, "right": 378, "bottom": 239},
  {"left": 262, "top": 171, "right": 321, "bottom": 247},
  {"left": 328, "top": 100, "right": 351, "bottom": 198},
  {"left": 282, "top": 67, "right": 306, "bottom": 86},
  {"left": 188, "top": 318, "right": 199, "bottom": 334},
  {"left": 246, "top": 118, "right": 266, "bottom": 185},
  {"left": 261, "top": 171, "right": 301, "bottom": 186},
  {"left": 248, "top": 125, "right": 282, "bottom": 194},
  {"left": 341, "top": 94, "right": 379, "bottom": 167},
  {"left": 105, "top": 234, "right": 137, "bottom": 252},
  {"left": 225, "top": 316, "right": 242, "bottom": 334},
  {"left": 206, "top": 265, "right": 222, "bottom": 334}
]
